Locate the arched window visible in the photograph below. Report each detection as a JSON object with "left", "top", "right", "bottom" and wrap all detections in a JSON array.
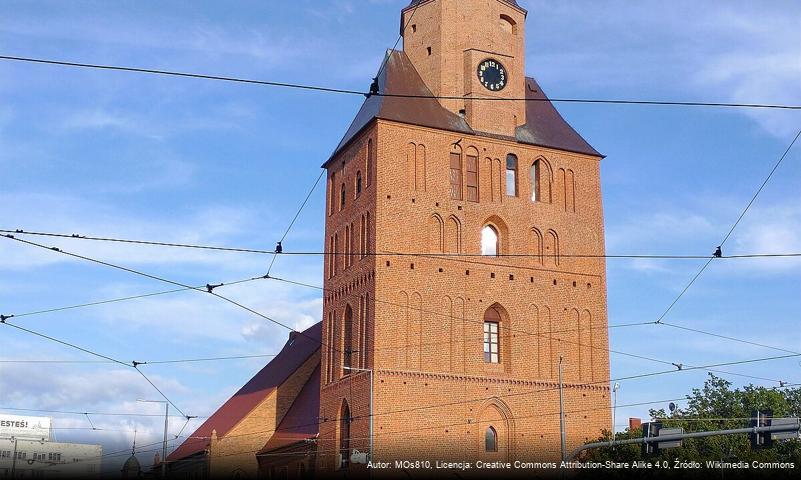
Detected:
[
  {"left": 366, "top": 138, "right": 373, "bottom": 188},
  {"left": 499, "top": 14, "right": 517, "bottom": 34},
  {"left": 485, "top": 426, "right": 498, "bottom": 452},
  {"left": 505, "top": 154, "right": 517, "bottom": 197},
  {"left": 466, "top": 149, "right": 479, "bottom": 202},
  {"left": 530, "top": 160, "right": 540, "bottom": 202},
  {"left": 339, "top": 401, "right": 351, "bottom": 468},
  {"left": 340, "top": 183, "right": 346, "bottom": 210},
  {"left": 356, "top": 170, "right": 362, "bottom": 196},
  {"left": 333, "top": 233, "right": 339, "bottom": 275},
  {"left": 481, "top": 225, "right": 499, "bottom": 256},
  {"left": 343, "top": 305, "right": 353, "bottom": 375},
  {"left": 328, "top": 171, "right": 336, "bottom": 216},
  {"left": 483, "top": 307, "right": 501, "bottom": 363},
  {"left": 450, "top": 150, "right": 463, "bottom": 200}
]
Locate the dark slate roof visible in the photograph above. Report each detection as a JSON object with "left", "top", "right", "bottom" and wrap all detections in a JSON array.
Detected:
[
  {"left": 325, "top": 50, "right": 600, "bottom": 165},
  {"left": 168, "top": 322, "right": 322, "bottom": 462},
  {"left": 324, "top": 49, "right": 473, "bottom": 167},
  {"left": 257, "top": 364, "right": 321, "bottom": 454},
  {"left": 515, "top": 77, "right": 602, "bottom": 157}
]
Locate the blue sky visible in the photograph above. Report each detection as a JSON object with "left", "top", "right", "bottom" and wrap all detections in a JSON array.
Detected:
[{"left": 1, "top": 0, "right": 800, "bottom": 471}]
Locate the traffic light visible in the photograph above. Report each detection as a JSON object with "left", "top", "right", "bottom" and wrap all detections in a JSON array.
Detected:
[
  {"left": 750, "top": 409, "right": 773, "bottom": 450},
  {"left": 641, "top": 422, "right": 662, "bottom": 456}
]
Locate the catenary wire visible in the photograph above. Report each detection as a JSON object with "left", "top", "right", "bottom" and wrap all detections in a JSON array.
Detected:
[
  {"left": 162, "top": 379, "right": 801, "bottom": 462},
  {"left": 5, "top": 228, "right": 801, "bottom": 260},
  {"left": 5, "top": 299, "right": 798, "bottom": 448},
  {"left": 265, "top": 169, "right": 326, "bottom": 276},
  {"left": 4, "top": 232, "right": 797, "bottom": 442},
  {"left": 3, "top": 230, "right": 784, "bottom": 390},
  {"left": 1, "top": 311, "right": 191, "bottom": 418},
  {"left": 653, "top": 128, "right": 801, "bottom": 326},
  {"left": 1, "top": 233, "right": 321, "bottom": 351},
  {"left": 4, "top": 230, "right": 798, "bottom": 359},
  {"left": 2, "top": 55, "right": 800, "bottom": 110},
  {"left": 3, "top": 233, "right": 793, "bottom": 403},
  {"left": 268, "top": 274, "right": 791, "bottom": 385}
]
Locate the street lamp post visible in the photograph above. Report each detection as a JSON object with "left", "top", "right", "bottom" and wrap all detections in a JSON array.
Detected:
[
  {"left": 612, "top": 383, "right": 620, "bottom": 442},
  {"left": 138, "top": 399, "right": 169, "bottom": 478},
  {"left": 342, "top": 366, "right": 374, "bottom": 466}
]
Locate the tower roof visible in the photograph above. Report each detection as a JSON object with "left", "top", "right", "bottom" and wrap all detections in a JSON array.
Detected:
[
  {"left": 121, "top": 454, "right": 141, "bottom": 473},
  {"left": 325, "top": 50, "right": 601, "bottom": 166}
]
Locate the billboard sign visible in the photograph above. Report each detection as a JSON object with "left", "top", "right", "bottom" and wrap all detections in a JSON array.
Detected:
[{"left": 0, "top": 414, "right": 52, "bottom": 441}]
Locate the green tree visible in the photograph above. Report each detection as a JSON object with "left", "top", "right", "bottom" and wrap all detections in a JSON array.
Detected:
[{"left": 578, "top": 374, "right": 800, "bottom": 478}]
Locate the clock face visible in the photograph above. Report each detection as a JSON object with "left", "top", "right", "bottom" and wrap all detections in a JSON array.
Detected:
[{"left": 477, "top": 59, "right": 507, "bottom": 92}]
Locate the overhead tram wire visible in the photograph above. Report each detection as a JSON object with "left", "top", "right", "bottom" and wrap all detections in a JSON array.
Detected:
[
  {"left": 1, "top": 235, "right": 788, "bottom": 398},
  {"left": 4, "top": 229, "right": 800, "bottom": 260},
  {"left": 3, "top": 273, "right": 265, "bottom": 321},
  {"left": 2, "top": 228, "right": 789, "bottom": 385},
  {"left": 652, "top": 128, "right": 801, "bottom": 327},
  {"left": 112, "top": 367, "right": 801, "bottom": 461},
  {"left": 0, "top": 406, "right": 206, "bottom": 419},
  {"left": 0, "top": 319, "right": 190, "bottom": 418},
  {"left": 4, "top": 231, "right": 797, "bottom": 376},
  {"left": 266, "top": 274, "right": 791, "bottom": 385},
  {"left": 4, "top": 234, "right": 794, "bottom": 418},
  {"left": 120, "top": 378, "right": 801, "bottom": 466},
  {"left": 265, "top": 169, "right": 326, "bottom": 276},
  {"left": 0, "top": 354, "right": 278, "bottom": 365},
  {"left": 0, "top": 233, "right": 339, "bottom": 357},
  {"left": 2, "top": 55, "right": 801, "bottom": 110}
]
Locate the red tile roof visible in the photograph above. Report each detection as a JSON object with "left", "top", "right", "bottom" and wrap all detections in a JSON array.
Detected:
[
  {"left": 257, "top": 364, "right": 321, "bottom": 454},
  {"left": 167, "top": 322, "right": 322, "bottom": 462}
]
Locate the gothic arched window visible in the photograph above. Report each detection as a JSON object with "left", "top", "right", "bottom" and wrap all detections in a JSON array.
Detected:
[
  {"left": 339, "top": 401, "right": 351, "bottom": 468},
  {"left": 530, "top": 160, "right": 540, "bottom": 202},
  {"left": 340, "top": 183, "right": 346, "bottom": 210},
  {"left": 366, "top": 138, "right": 374, "bottom": 188},
  {"left": 342, "top": 304, "right": 353, "bottom": 375},
  {"left": 356, "top": 170, "right": 362, "bottom": 196},
  {"left": 505, "top": 154, "right": 518, "bottom": 197},
  {"left": 481, "top": 225, "right": 499, "bottom": 257},
  {"left": 483, "top": 306, "right": 501, "bottom": 363},
  {"left": 450, "top": 150, "right": 463, "bottom": 200},
  {"left": 485, "top": 426, "right": 498, "bottom": 452}
]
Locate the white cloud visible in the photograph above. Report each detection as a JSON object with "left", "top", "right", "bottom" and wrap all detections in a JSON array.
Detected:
[
  {"left": 526, "top": 0, "right": 801, "bottom": 137},
  {"left": 0, "top": 193, "right": 266, "bottom": 272}
]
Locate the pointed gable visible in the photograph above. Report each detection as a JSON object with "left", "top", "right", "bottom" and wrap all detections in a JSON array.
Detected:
[{"left": 167, "top": 322, "right": 322, "bottom": 462}]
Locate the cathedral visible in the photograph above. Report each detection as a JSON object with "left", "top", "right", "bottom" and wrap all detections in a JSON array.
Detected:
[{"left": 167, "top": 0, "right": 610, "bottom": 477}]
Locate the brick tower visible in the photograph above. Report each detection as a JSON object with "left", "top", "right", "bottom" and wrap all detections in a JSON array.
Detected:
[{"left": 317, "top": 0, "right": 610, "bottom": 473}]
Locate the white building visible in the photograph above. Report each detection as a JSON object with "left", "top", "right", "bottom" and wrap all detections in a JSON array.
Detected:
[{"left": 0, "top": 414, "right": 102, "bottom": 478}]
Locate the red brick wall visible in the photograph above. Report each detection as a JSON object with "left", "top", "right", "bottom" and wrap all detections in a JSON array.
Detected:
[
  {"left": 317, "top": 117, "right": 611, "bottom": 470},
  {"left": 318, "top": 0, "right": 611, "bottom": 471}
]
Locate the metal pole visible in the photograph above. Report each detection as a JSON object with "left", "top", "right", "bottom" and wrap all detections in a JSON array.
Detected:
[
  {"left": 612, "top": 383, "right": 619, "bottom": 442},
  {"left": 559, "top": 355, "right": 566, "bottom": 462},
  {"left": 10, "top": 438, "right": 17, "bottom": 479},
  {"left": 162, "top": 403, "right": 169, "bottom": 479},
  {"left": 369, "top": 368, "right": 374, "bottom": 465}
]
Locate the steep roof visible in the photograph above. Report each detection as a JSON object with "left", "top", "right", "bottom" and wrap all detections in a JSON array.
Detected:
[
  {"left": 167, "top": 322, "right": 322, "bottom": 462},
  {"left": 515, "top": 77, "right": 602, "bottom": 157},
  {"left": 257, "top": 364, "right": 321, "bottom": 454},
  {"left": 325, "top": 50, "right": 600, "bottom": 166},
  {"left": 324, "top": 49, "right": 472, "bottom": 167}
]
